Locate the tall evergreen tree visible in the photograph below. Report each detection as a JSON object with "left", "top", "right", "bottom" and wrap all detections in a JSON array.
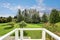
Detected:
[
  {"left": 42, "top": 13, "right": 48, "bottom": 23},
  {"left": 23, "top": 9, "right": 30, "bottom": 22},
  {"left": 49, "top": 9, "right": 60, "bottom": 24},
  {"left": 7, "top": 16, "right": 12, "bottom": 22},
  {"left": 32, "top": 12, "right": 41, "bottom": 23},
  {"left": 59, "top": 11, "right": 60, "bottom": 22},
  {"left": 17, "top": 9, "right": 23, "bottom": 22}
]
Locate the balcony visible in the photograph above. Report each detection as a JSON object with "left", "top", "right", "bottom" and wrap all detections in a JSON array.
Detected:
[{"left": 0, "top": 28, "right": 60, "bottom": 40}]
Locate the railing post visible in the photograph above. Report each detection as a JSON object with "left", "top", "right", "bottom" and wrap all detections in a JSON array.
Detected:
[
  {"left": 15, "top": 29, "right": 18, "bottom": 40},
  {"left": 0, "top": 38, "right": 2, "bottom": 40},
  {"left": 56, "top": 37, "right": 60, "bottom": 40},
  {"left": 42, "top": 30, "right": 46, "bottom": 40},
  {"left": 20, "top": 29, "right": 23, "bottom": 40}
]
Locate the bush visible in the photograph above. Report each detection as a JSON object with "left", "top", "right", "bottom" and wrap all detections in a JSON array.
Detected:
[
  {"left": 19, "top": 21, "right": 27, "bottom": 28},
  {"left": 9, "top": 22, "right": 15, "bottom": 27},
  {"left": 4, "top": 26, "right": 13, "bottom": 29},
  {"left": 7, "top": 16, "right": 12, "bottom": 22}
]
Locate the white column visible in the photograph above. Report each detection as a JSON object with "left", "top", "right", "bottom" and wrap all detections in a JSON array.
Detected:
[
  {"left": 42, "top": 30, "right": 46, "bottom": 40},
  {"left": 15, "top": 29, "right": 19, "bottom": 40},
  {"left": 56, "top": 38, "right": 60, "bottom": 40},
  {"left": 0, "top": 38, "right": 3, "bottom": 40},
  {"left": 20, "top": 29, "right": 23, "bottom": 40}
]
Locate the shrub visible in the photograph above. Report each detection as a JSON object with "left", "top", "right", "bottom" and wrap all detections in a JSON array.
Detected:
[
  {"left": 19, "top": 21, "right": 27, "bottom": 28},
  {"left": 9, "top": 22, "right": 15, "bottom": 27}
]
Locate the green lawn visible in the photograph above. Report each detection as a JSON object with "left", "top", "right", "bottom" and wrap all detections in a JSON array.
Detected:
[
  {"left": 0, "top": 22, "right": 60, "bottom": 39},
  {"left": 0, "top": 23, "right": 43, "bottom": 39},
  {"left": 55, "top": 22, "right": 60, "bottom": 32}
]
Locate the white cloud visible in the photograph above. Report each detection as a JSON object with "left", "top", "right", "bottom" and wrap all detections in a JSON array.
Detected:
[
  {"left": 0, "top": 13, "right": 14, "bottom": 17},
  {"left": 29, "top": 0, "right": 53, "bottom": 16},
  {"left": 31, "top": 0, "right": 52, "bottom": 11},
  {"left": 0, "top": 1, "right": 52, "bottom": 12},
  {"left": 0, "top": 0, "right": 53, "bottom": 17},
  {"left": 0, "top": 2, "right": 24, "bottom": 11}
]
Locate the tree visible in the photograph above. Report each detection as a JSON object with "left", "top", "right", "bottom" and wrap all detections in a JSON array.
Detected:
[
  {"left": 17, "top": 9, "right": 24, "bottom": 22},
  {"left": 32, "top": 12, "right": 41, "bottom": 23},
  {"left": 58, "top": 11, "right": 60, "bottom": 22},
  {"left": 49, "top": 9, "right": 60, "bottom": 24},
  {"left": 7, "top": 16, "right": 12, "bottom": 22},
  {"left": 14, "top": 16, "right": 17, "bottom": 19},
  {"left": 49, "top": 9, "right": 60, "bottom": 34},
  {"left": 0, "top": 17, "right": 8, "bottom": 23},
  {"left": 23, "top": 9, "right": 30, "bottom": 22},
  {"left": 42, "top": 13, "right": 48, "bottom": 23}
]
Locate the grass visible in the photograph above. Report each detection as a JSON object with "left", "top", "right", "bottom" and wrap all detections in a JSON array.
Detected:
[
  {"left": 25, "top": 30, "right": 42, "bottom": 39},
  {"left": 55, "top": 22, "right": 60, "bottom": 32},
  {"left": 0, "top": 22, "right": 43, "bottom": 39},
  {"left": 0, "top": 22, "right": 60, "bottom": 39}
]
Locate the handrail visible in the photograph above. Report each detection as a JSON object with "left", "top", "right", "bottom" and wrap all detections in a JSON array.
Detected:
[
  {"left": 43, "top": 28, "right": 60, "bottom": 40},
  {"left": 0, "top": 29, "right": 17, "bottom": 40},
  {"left": 0, "top": 28, "right": 60, "bottom": 40},
  {"left": 18, "top": 28, "right": 44, "bottom": 30}
]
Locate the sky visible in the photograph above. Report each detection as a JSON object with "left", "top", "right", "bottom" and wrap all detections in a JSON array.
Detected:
[{"left": 0, "top": 0, "right": 60, "bottom": 17}]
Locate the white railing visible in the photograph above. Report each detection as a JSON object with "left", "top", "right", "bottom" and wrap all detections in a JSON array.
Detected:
[{"left": 0, "top": 28, "right": 60, "bottom": 40}]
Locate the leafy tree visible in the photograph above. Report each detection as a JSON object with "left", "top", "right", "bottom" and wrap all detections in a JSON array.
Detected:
[
  {"left": 2, "top": 18, "right": 7, "bottom": 23},
  {"left": 17, "top": 9, "right": 24, "bottom": 22},
  {"left": 58, "top": 11, "right": 60, "bottom": 22},
  {"left": 49, "top": 9, "right": 60, "bottom": 24},
  {"left": 7, "top": 16, "right": 12, "bottom": 22},
  {"left": 22, "top": 9, "right": 35, "bottom": 23},
  {"left": 23, "top": 9, "right": 30, "bottom": 22},
  {"left": 14, "top": 16, "right": 17, "bottom": 19},
  {"left": 24, "top": 9, "right": 29, "bottom": 17},
  {"left": 0, "top": 17, "right": 7, "bottom": 23},
  {"left": 42, "top": 13, "right": 48, "bottom": 23},
  {"left": 32, "top": 12, "right": 41, "bottom": 23},
  {"left": 49, "top": 9, "right": 60, "bottom": 34}
]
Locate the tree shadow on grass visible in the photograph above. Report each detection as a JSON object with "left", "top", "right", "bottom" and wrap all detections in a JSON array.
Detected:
[{"left": 4, "top": 26, "right": 13, "bottom": 29}]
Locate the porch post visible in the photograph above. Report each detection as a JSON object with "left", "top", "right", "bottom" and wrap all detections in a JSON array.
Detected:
[
  {"left": 15, "top": 29, "right": 19, "bottom": 40},
  {"left": 20, "top": 29, "right": 23, "bottom": 40},
  {"left": 42, "top": 30, "right": 46, "bottom": 40}
]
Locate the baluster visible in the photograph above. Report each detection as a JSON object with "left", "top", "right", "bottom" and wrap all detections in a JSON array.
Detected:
[
  {"left": 15, "top": 29, "right": 18, "bottom": 40},
  {"left": 42, "top": 30, "right": 46, "bottom": 40},
  {"left": 20, "top": 29, "right": 23, "bottom": 40}
]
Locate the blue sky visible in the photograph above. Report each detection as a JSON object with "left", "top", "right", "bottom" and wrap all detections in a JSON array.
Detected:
[{"left": 0, "top": 0, "right": 60, "bottom": 17}]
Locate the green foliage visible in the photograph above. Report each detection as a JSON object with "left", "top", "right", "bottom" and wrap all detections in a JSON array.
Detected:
[
  {"left": 24, "top": 9, "right": 29, "bottom": 17},
  {"left": 49, "top": 9, "right": 60, "bottom": 24},
  {"left": 23, "top": 9, "right": 31, "bottom": 23},
  {"left": 14, "top": 16, "right": 17, "bottom": 19},
  {"left": 58, "top": 11, "right": 60, "bottom": 22},
  {"left": 23, "top": 31, "right": 27, "bottom": 36},
  {"left": 16, "top": 9, "right": 41, "bottom": 23},
  {"left": 0, "top": 16, "right": 12, "bottom": 23},
  {"left": 9, "top": 22, "right": 15, "bottom": 27},
  {"left": 19, "top": 21, "right": 27, "bottom": 28},
  {"left": 42, "top": 13, "right": 48, "bottom": 23},
  {"left": 4, "top": 22, "right": 14, "bottom": 29},
  {"left": 32, "top": 13, "right": 41, "bottom": 23},
  {"left": 0, "top": 17, "right": 6, "bottom": 23},
  {"left": 7, "top": 16, "right": 12, "bottom": 22},
  {"left": 17, "top": 9, "right": 24, "bottom": 22}
]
